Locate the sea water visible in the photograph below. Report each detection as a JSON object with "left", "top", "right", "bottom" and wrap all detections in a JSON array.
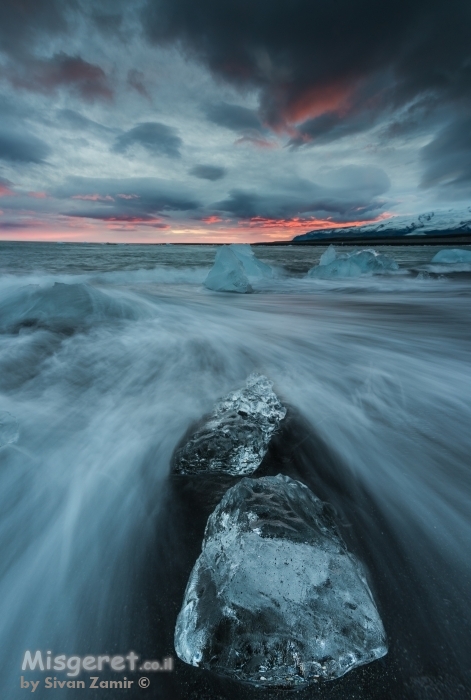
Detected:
[{"left": 0, "top": 242, "right": 470, "bottom": 699}]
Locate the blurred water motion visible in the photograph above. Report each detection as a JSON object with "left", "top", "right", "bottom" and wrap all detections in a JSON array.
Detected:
[{"left": 0, "top": 243, "right": 470, "bottom": 699}]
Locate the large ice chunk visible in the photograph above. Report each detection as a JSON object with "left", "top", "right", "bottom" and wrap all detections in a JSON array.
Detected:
[
  {"left": 350, "top": 249, "right": 399, "bottom": 273},
  {"left": 309, "top": 256, "right": 364, "bottom": 279},
  {"left": 308, "top": 249, "right": 398, "bottom": 279},
  {"left": 229, "top": 244, "right": 273, "bottom": 278},
  {"left": 173, "top": 375, "right": 286, "bottom": 476},
  {"left": 204, "top": 246, "right": 253, "bottom": 293},
  {"left": 431, "top": 248, "right": 471, "bottom": 264},
  {"left": 175, "top": 475, "right": 388, "bottom": 688},
  {"left": 319, "top": 244, "right": 337, "bottom": 266},
  {"left": 0, "top": 282, "right": 142, "bottom": 334}
]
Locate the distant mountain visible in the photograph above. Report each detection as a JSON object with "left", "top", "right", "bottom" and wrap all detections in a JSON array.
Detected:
[{"left": 292, "top": 208, "right": 471, "bottom": 242}]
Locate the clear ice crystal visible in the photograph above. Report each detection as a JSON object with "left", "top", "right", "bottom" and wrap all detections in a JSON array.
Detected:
[
  {"left": 204, "top": 246, "right": 253, "bottom": 293},
  {"left": 173, "top": 375, "right": 286, "bottom": 476},
  {"left": 229, "top": 244, "right": 273, "bottom": 278},
  {"left": 175, "top": 475, "right": 388, "bottom": 688},
  {"left": 319, "top": 244, "right": 337, "bottom": 266}
]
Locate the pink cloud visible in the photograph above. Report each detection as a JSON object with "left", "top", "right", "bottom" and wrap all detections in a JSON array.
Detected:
[
  {"left": 0, "top": 183, "right": 14, "bottom": 197},
  {"left": 28, "top": 191, "right": 48, "bottom": 199},
  {"left": 9, "top": 53, "right": 113, "bottom": 102},
  {"left": 234, "top": 135, "right": 277, "bottom": 149},
  {"left": 71, "top": 194, "right": 115, "bottom": 202}
]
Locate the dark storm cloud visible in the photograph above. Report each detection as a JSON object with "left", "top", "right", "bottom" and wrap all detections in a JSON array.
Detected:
[
  {"left": 0, "top": 129, "right": 51, "bottom": 164},
  {"left": 205, "top": 102, "right": 263, "bottom": 133},
  {"left": 216, "top": 189, "right": 384, "bottom": 222},
  {"left": 325, "top": 165, "right": 391, "bottom": 197},
  {"left": 54, "top": 177, "right": 199, "bottom": 221},
  {"left": 289, "top": 111, "right": 376, "bottom": 147},
  {"left": 56, "top": 109, "right": 118, "bottom": 135},
  {"left": 204, "top": 102, "right": 273, "bottom": 148},
  {"left": 141, "top": 0, "right": 471, "bottom": 142},
  {"left": 0, "top": 0, "right": 132, "bottom": 57},
  {"left": 380, "top": 96, "right": 441, "bottom": 141},
  {"left": 127, "top": 69, "right": 151, "bottom": 100},
  {"left": 420, "top": 116, "right": 471, "bottom": 191},
  {"left": 91, "top": 12, "right": 124, "bottom": 36},
  {"left": 0, "top": 0, "right": 71, "bottom": 57},
  {"left": 0, "top": 221, "right": 35, "bottom": 231},
  {"left": 0, "top": 177, "right": 14, "bottom": 196},
  {"left": 7, "top": 53, "right": 113, "bottom": 102},
  {"left": 215, "top": 166, "right": 391, "bottom": 221},
  {"left": 112, "top": 123, "right": 182, "bottom": 158},
  {"left": 189, "top": 164, "right": 226, "bottom": 181}
]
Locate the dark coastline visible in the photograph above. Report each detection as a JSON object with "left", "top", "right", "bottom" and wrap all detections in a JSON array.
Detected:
[
  {"left": 254, "top": 233, "right": 471, "bottom": 247},
  {"left": 1, "top": 234, "right": 471, "bottom": 246}
]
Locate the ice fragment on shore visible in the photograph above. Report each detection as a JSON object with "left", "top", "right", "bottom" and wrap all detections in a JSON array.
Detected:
[
  {"left": 173, "top": 374, "right": 286, "bottom": 476},
  {"left": 0, "top": 282, "right": 142, "bottom": 334},
  {"left": 431, "top": 248, "right": 471, "bottom": 264},
  {"left": 204, "top": 246, "right": 252, "bottom": 293},
  {"left": 175, "top": 475, "right": 388, "bottom": 688},
  {"left": 230, "top": 244, "right": 273, "bottom": 278},
  {"left": 308, "top": 249, "right": 398, "bottom": 279}
]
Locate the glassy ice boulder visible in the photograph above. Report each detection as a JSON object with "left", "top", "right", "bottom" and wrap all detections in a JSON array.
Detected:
[
  {"left": 229, "top": 244, "right": 273, "bottom": 278},
  {"left": 310, "top": 256, "right": 364, "bottom": 279},
  {"left": 431, "top": 248, "right": 471, "bottom": 264},
  {"left": 319, "top": 244, "right": 337, "bottom": 266},
  {"left": 308, "top": 249, "right": 398, "bottom": 279},
  {"left": 0, "top": 282, "right": 143, "bottom": 334},
  {"left": 175, "top": 475, "right": 388, "bottom": 688},
  {"left": 204, "top": 246, "right": 253, "bottom": 293},
  {"left": 173, "top": 374, "right": 286, "bottom": 477},
  {"left": 351, "top": 250, "right": 399, "bottom": 273}
]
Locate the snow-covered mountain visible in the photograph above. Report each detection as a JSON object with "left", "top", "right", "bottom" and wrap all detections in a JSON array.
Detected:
[{"left": 293, "top": 208, "right": 471, "bottom": 242}]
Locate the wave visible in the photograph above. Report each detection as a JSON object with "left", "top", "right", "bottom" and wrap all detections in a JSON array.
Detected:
[{"left": 0, "top": 251, "right": 470, "bottom": 697}]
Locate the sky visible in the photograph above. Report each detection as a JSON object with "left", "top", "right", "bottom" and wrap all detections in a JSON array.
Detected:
[{"left": 0, "top": 0, "right": 470, "bottom": 243}]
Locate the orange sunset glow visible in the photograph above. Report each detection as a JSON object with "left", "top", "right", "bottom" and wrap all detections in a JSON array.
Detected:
[{"left": 0, "top": 212, "right": 393, "bottom": 243}]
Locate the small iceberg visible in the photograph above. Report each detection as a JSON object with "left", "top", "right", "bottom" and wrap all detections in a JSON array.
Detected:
[
  {"left": 229, "top": 244, "right": 273, "bottom": 278},
  {"left": 319, "top": 244, "right": 337, "bottom": 266},
  {"left": 175, "top": 474, "right": 388, "bottom": 688},
  {"left": 173, "top": 374, "right": 286, "bottom": 476},
  {"left": 204, "top": 244, "right": 273, "bottom": 293},
  {"left": 308, "top": 247, "right": 398, "bottom": 279},
  {"left": 0, "top": 282, "right": 142, "bottom": 334},
  {"left": 431, "top": 248, "right": 471, "bottom": 264},
  {"left": 204, "top": 246, "right": 252, "bottom": 293}
]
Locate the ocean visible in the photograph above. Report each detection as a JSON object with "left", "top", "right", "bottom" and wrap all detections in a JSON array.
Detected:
[{"left": 1, "top": 242, "right": 470, "bottom": 699}]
